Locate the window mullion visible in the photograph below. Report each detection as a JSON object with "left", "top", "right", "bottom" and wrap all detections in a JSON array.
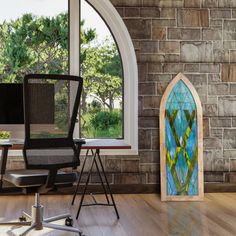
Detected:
[{"left": 70, "top": 0, "right": 80, "bottom": 137}]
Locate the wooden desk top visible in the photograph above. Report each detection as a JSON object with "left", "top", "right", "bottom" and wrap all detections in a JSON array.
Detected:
[{"left": 0, "top": 139, "right": 131, "bottom": 150}]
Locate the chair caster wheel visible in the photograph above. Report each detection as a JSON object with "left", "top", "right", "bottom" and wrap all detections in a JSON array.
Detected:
[
  {"left": 19, "top": 216, "right": 27, "bottom": 222},
  {"left": 65, "top": 216, "right": 73, "bottom": 227}
]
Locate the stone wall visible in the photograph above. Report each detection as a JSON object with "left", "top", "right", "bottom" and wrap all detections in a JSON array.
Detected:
[{"left": 106, "top": 0, "right": 236, "bottom": 191}]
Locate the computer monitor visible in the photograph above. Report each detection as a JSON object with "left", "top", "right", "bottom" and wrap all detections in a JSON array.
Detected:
[
  {"left": 0, "top": 83, "right": 55, "bottom": 139},
  {"left": 0, "top": 84, "right": 24, "bottom": 138},
  {"left": 0, "top": 84, "right": 24, "bottom": 124}
]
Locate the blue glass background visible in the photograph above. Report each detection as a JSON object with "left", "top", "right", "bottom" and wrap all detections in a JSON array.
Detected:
[{"left": 165, "top": 80, "right": 198, "bottom": 196}]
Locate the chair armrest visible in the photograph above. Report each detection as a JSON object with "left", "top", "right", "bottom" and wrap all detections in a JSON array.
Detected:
[
  {"left": 0, "top": 145, "right": 12, "bottom": 189},
  {"left": 74, "top": 139, "right": 86, "bottom": 146},
  {"left": 0, "top": 144, "right": 12, "bottom": 175},
  {"left": 73, "top": 139, "right": 85, "bottom": 169}
]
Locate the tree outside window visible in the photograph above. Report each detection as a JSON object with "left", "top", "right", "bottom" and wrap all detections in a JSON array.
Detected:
[{"left": 0, "top": 0, "right": 123, "bottom": 139}]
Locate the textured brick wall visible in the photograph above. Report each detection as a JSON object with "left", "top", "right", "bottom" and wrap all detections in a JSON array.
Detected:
[{"left": 107, "top": 0, "right": 236, "bottom": 189}]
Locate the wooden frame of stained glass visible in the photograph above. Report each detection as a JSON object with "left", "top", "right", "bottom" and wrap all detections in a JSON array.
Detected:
[{"left": 160, "top": 73, "right": 204, "bottom": 201}]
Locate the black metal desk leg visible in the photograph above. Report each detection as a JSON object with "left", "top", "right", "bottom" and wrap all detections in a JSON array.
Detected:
[
  {"left": 0, "top": 147, "right": 9, "bottom": 189},
  {"left": 96, "top": 149, "right": 120, "bottom": 219},
  {"left": 93, "top": 150, "right": 110, "bottom": 205},
  {"left": 76, "top": 152, "right": 96, "bottom": 220},
  {"left": 71, "top": 149, "right": 89, "bottom": 205}
]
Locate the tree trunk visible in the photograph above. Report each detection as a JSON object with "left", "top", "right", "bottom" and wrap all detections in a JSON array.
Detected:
[
  {"left": 81, "top": 92, "right": 87, "bottom": 113},
  {"left": 109, "top": 94, "right": 114, "bottom": 111}
]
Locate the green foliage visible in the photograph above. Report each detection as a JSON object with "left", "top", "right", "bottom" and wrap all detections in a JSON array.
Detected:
[
  {"left": 81, "top": 110, "right": 122, "bottom": 138},
  {"left": 87, "top": 123, "right": 122, "bottom": 138},
  {"left": 89, "top": 100, "right": 102, "bottom": 114},
  {"left": 0, "top": 13, "right": 68, "bottom": 82},
  {"left": 80, "top": 39, "right": 123, "bottom": 138},
  {"left": 0, "top": 131, "right": 10, "bottom": 139},
  {"left": 31, "top": 132, "right": 67, "bottom": 139},
  {"left": 90, "top": 110, "right": 121, "bottom": 130},
  {"left": 81, "top": 39, "right": 122, "bottom": 111},
  {"left": 55, "top": 84, "right": 69, "bottom": 132},
  {"left": 0, "top": 13, "right": 96, "bottom": 83}
]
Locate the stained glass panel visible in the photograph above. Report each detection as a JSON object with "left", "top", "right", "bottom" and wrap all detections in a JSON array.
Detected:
[{"left": 165, "top": 80, "right": 198, "bottom": 196}]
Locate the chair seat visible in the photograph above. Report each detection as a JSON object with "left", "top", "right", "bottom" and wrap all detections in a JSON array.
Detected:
[{"left": 4, "top": 169, "right": 77, "bottom": 187}]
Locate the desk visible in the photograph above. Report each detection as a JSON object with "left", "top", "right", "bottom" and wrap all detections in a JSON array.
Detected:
[
  {"left": 0, "top": 139, "right": 131, "bottom": 219},
  {"left": 72, "top": 139, "right": 131, "bottom": 220}
]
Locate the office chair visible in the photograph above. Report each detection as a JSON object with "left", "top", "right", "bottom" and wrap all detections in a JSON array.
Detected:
[{"left": 0, "top": 74, "right": 85, "bottom": 236}]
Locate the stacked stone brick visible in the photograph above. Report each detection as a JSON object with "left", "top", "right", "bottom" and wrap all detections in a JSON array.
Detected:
[{"left": 106, "top": 0, "right": 236, "bottom": 191}]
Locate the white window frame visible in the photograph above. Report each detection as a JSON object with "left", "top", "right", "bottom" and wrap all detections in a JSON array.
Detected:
[
  {"left": 8, "top": 0, "right": 138, "bottom": 156},
  {"left": 70, "top": 0, "right": 138, "bottom": 155}
]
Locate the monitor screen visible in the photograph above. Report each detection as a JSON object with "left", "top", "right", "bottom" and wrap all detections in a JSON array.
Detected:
[{"left": 0, "top": 84, "right": 24, "bottom": 124}]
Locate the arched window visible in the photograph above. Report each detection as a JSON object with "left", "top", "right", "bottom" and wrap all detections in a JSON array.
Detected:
[
  {"left": 70, "top": 0, "right": 138, "bottom": 154},
  {"left": 160, "top": 73, "right": 203, "bottom": 201},
  {"left": 0, "top": 0, "right": 138, "bottom": 155}
]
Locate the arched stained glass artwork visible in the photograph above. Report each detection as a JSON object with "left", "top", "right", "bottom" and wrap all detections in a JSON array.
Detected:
[{"left": 160, "top": 73, "right": 203, "bottom": 201}]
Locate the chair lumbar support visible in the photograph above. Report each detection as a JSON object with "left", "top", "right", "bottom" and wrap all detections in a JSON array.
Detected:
[{"left": 0, "top": 193, "right": 82, "bottom": 236}]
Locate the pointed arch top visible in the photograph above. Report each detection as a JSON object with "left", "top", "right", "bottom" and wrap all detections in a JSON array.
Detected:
[
  {"left": 160, "top": 73, "right": 203, "bottom": 201},
  {"left": 160, "top": 73, "right": 202, "bottom": 116}
]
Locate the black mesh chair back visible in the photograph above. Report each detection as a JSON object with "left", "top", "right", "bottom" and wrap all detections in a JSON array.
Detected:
[{"left": 23, "top": 74, "right": 83, "bottom": 172}]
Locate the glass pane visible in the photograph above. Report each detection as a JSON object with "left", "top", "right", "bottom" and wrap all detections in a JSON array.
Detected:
[
  {"left": 80, "top": 0, "right": 123, "bottom": 139},
  {"left": 0, "top": 0, "right": 68, "bottom": 138},
  {"left": 0, "top": 0, "right": 68, "bottom": 83},
  {"left": 165, "top": 80, "right": 198, "bottom": 196},
  {"left": 27, "top": 77, "right": 71, "bottom": 139}
]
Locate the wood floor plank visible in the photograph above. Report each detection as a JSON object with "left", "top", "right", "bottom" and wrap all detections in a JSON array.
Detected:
[{"left": 0, "top": 193, "right": 235, "bottom": 236}]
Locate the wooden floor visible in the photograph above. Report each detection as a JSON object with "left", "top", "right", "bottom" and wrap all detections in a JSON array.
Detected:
[{"left": 0, "top": 193, "right": 236, "bottom": 236}]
